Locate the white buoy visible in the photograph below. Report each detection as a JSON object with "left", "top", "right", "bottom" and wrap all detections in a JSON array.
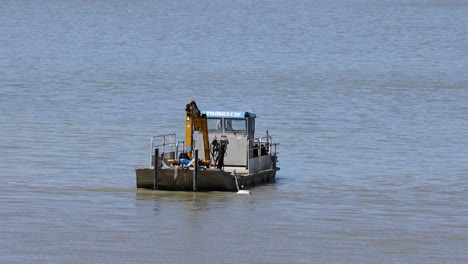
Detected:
[
  {"left": 233, "top": 173, "right": 252, "bottom": 194},
  {"left": 237, "top": 190, "right": 252, "bottom": 195}
]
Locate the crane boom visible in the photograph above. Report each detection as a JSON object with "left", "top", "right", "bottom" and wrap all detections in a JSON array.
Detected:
[{"left": 185, "top": 100, "right": 211, "bottom": 165}]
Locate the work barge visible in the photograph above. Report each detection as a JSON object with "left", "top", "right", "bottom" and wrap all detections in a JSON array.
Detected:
[{"left": 135, "top": 101, "right": 279, "bottom": 192}]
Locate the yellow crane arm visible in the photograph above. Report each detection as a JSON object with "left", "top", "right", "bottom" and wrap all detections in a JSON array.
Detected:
[{"left": 185, "top": 100, "right": 211, "bottom": 165}]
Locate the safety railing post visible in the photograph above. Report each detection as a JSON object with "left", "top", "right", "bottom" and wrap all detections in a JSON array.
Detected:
[
  {"left": 154, "top": 148, "right": 159, "bottom": 190},
  {"left": 193, "top": 149, "right": 198, "bottom": 191}
]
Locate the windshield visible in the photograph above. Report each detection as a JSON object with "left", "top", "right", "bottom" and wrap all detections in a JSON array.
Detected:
[
  {"left": 207, "top": 118, "right": 222, "bottom": 132},
  {"left": 224, "top": 119, "right": 246, "bottom": 133}
]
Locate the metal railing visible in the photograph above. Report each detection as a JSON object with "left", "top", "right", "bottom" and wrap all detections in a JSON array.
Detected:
[
  {"left": 176, "top": 140, "right": 186, "bottom": 159},
  {"left": 246, "top": 134, "right": 279, "bottom": 171},
  {"left": 150, "top": 133, "right": 177, "bottom": 164}
]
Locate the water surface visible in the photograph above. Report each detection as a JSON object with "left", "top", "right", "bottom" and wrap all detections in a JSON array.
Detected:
[{"left": 1, "top": 0, "right": 467, "bottom": 263}]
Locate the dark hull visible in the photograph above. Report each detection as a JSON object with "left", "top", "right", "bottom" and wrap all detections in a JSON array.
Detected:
[{"left": 136, "top": 166, "right": 278, "bottom": 192}]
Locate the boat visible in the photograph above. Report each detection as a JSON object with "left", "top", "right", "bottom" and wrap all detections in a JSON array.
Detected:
[{"left": 135, "top": 100, "right": 279, "bottom": 192}]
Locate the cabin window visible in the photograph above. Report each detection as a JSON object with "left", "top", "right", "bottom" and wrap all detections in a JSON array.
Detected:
[
  {"left": 207, "top": 118, "right": 222, "bottom": 132},
  {"left": 224, "top": 119, "right": 246, "bottom": 133}
]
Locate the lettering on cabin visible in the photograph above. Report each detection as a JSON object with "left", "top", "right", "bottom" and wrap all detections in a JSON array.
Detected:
[{"left": 205, "top": 111, "right": 243, "bottom": 118}]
